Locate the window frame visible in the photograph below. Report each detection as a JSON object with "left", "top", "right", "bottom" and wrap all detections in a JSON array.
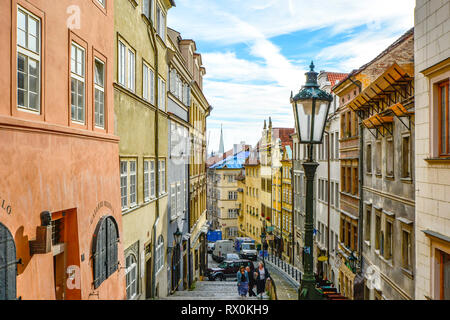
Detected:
[
  {"left": 125, "top": 253, "right": 138, "bottom": 300},
  {"left": 438, "top": 80, "right": 450, "bottom": 157},
  {"left": 93, "top": 57, "right": 106, "bottom": 129},
  {"left": 16, "top": 5, "right": 42, "bottom": 114},
  {"left": 70, "top": 41, "right": 86, "bottom": 124},
  {"left": 117, "top": 38, "right": 135, "bottom": 92}
]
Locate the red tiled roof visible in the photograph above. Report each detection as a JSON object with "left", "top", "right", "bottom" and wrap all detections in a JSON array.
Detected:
[{"left": 327, "top": 72, "right": 349, "bottom": 88}]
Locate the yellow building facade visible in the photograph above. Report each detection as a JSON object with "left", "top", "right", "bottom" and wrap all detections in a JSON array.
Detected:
[{"left": 272, "top": 146, "right": 293, "bottom": 261}]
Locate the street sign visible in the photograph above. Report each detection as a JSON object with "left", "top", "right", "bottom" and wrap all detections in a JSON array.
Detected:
[
  {"left": 318, "top": 256, "right": 328, "bottom": 262},
  {"left": 266, "top": 226, "right": 274, "bottom": 232}
]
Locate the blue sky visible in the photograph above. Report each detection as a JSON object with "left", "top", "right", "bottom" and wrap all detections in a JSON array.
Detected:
[{"left": 167, "top": 0, "right": 415, "bottom": 154}]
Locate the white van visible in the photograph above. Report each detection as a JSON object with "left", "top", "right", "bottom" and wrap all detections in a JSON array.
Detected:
[{"left": 212, "top": 240, "right": 235, "bottom": 262}]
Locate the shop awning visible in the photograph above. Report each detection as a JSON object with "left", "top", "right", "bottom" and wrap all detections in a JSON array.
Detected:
[
  {"left": 348, "top": 63, "right": 413, "bottom": 112},
  {"left": 387, "top": 102, "right": 414, "bottom": 117},
  {"left": 362, "top": 114, "right": 394, "bottom": 129}
]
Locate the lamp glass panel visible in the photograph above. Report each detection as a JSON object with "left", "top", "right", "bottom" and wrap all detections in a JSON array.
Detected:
[
  {"left": 296, "top": 100, "right": 313, "bottom": 143},
  {"left": 313, "top": 101, "right": 330, "bottom": 142}
]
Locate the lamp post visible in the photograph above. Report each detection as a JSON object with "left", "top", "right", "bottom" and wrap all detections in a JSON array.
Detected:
[
  {"left": 291, "top": 61, "right": 333, "bottom": 300},
  {"left": 260, "top": 220, "right": 266, "bottom": 265}
]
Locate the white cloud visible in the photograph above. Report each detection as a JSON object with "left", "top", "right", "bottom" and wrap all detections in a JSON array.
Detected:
[{"left": 168, "top": 0, "right": 415, "bottom": 153}]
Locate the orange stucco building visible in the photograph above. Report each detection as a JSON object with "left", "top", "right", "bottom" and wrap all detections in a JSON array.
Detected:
[{"left": 0, "top": 0, "right": 125, "bottom": 299}]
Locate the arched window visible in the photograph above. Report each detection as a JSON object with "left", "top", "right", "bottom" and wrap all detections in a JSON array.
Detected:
[
  {"left": 155, "top": 235, "right": 164, "bottom": 274},
  {"left": 125, "top": 254, "right": 137, "bottom": 300},
  {"left": 92, "top": 216, "right": 119, "bottom": 289},
  {"left": 0, "top": 223, "right": 16, "bottom": 300}
]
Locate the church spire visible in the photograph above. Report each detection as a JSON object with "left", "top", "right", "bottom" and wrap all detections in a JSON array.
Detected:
[{"left": 218, "top": 124, "right": 224, "bottom": 155}]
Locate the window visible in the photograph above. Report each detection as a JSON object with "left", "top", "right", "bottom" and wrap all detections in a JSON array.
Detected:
[
  {"left": 401, "top": 229, "right": 411, "bottom": 270},
  {"left": 375, "top": 210, "right": 381, "bottom": 251},
  {"left": 120, "top": 161, "right": 128, "bottom": 209},
  {"left": 353, "top": 167, "right": 358, "bottom": 196},
  {"left": 366, "top": 144, "right": 372, "bottom": 173},
  {"left": 384, "top": 219, "right": 393, "bottom": 260},
  {"left": 126, "top": 254, "right": 138, "bottom": 300},
  {"left": 159, "top": 159, "right": 166, "bottom": 194},
  {"left": 170, "top": 185, "right": 176, "bottom": 218},
  {"left": 155, "top": 235, "right": 164, "bottom": 274},
  {"left": 439, "top": 81, "right": 450, "bottom": 156},
  {"left": 437, "top": 249, "right": 450, "bottom": 299},
  {"left": 129, "top": 161, "right": 137, "bottom": 207},
  {"left": 143, "top": 63, "right": 155, "bottom": 104},
  {"left": 376, "top": 141, "right": 382, "bottom": 175},
  {"left": 177, "top": 183, "right": 182, "bottom": 215},
  {"left": 144, "top": 161, "right": 150, "bottom": 201},
  {"left": 71, "top": 42, "right": 85, "bottom": 123},
  {"left": 97, "top": 0, "right": 106, "bottom": 7},
  {"left": 386, "top": 138, "right": 394, "bottom": 177},
  {"left": 118, "top": 41, "right": 126, "bottom": 86},
  {"left": 365, "top": 206, "right": 371, "bottom": 242},
  {"left": 156, "top": 5, "right": 166, "bottom": 41},
  {"left": 335, "top": 183, "right": 339, "bottom": 208},
  {"left": 92, "top": 216, "right": 119, "bottom": 289},
  {"left": 142, "top": 0, "right": 154, "bottom": 22},
  {"left": 128, "top": 49, "right": 135, "bottom": 91},
  {"left": 0, "top": 223, "right": 17, "bottom": 300},
  {"left": 17, "top": 7, "right": 41, "bottom": 112},
  {"left": 94, "top": 59, "right": 105, "bottom": 128},
  {"left": 118, "top": 40, "right": 135, "bottom": 91},
  {"left": 150, "top": 160, "right": 156, "bottom": 198},
  {"left": 402, "top": 135, "right": 411, "bottom": 178},
  {"left": 228, "top": 191, "right": 237, "bottom": 200},
  {"left": 158, "top": 77, "right": 166, "bottom": 111}
]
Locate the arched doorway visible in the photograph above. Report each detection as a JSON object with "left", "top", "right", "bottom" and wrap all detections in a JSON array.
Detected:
[{"left": 0, "top": 223, "right": 16, "bottom": 300}]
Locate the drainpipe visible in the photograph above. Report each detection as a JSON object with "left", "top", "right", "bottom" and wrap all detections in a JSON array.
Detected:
[
  {"left": 325, "top": 131, "right": 330, "bottom": 278},
  {"left": 348, "top": 78, "right": 364, "bottom": 274},
  {"left": 358, "top": 114, "right": 364, "bottom": 272},
  {"left": 146, "top": 19, "right": 160, "bottom": 299}
]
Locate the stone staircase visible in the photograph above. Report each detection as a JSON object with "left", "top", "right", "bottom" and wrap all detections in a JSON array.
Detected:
[{"left": 162, "top": 281, "right": 269, "bottom": 300}]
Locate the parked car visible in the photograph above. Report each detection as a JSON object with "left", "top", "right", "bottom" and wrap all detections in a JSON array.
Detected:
[
  {"left": 206, "top": 259, "right": 254, "bottom": 281},
  {"left": 224, "top": 253, "right": 240, "bottom": 261},
  {"left": 207, "top": 242, "right": 215, "bottom": 254}
]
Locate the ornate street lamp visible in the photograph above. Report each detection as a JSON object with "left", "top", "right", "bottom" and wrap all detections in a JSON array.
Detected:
[
  {"left": 174, "top": 227, "right": 183, "bottom": 246},
  {"left": 291, "top": 61, "right": 333, "bottom": 300}
]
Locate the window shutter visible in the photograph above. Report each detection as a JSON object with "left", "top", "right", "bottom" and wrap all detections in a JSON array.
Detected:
[
  {"left": 93, "top": 218, "right": 107, "bottom": 288},
  {"left": 106, "top": 217, "right": 118, "bottom": 278},
  {"left": 0, "top": 223, "right": 17, "bottom": 300}
]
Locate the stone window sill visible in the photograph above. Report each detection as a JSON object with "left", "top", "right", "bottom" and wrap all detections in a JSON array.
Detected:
[
  {"left": 425, "top": 157, "right": 450, "bottom": 163},
  {"left": 400, "top": 177, "right": 413, "bottom": 184}
]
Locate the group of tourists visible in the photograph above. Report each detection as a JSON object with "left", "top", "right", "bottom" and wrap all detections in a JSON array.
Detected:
[{"left": 237, "top": 262, "right": 270, "bottom": 299}]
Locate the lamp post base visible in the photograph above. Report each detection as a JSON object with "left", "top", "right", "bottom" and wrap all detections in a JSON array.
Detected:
[{"left": 298, "top": 279, "right": 324, "bottom": 300}]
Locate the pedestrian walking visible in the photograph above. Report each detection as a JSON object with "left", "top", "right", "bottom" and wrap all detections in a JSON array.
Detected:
[
  {"left": 236, "top": 266, "right": 249, "bottom": 298},
  {"left": 246, "top": 266, "right": 256, "bottom": 297},
  {"left": 255, "top": 262, "right": 271, "bottom": 299}
]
